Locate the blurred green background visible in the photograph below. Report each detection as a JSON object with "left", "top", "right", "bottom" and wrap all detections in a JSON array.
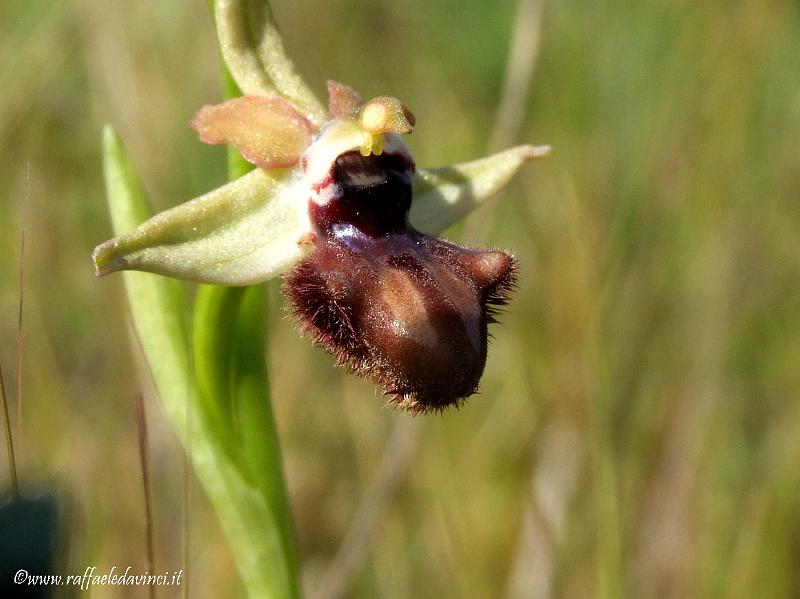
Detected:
[{"left": 2, "top": 0, "right": 800, "bottom": 597}]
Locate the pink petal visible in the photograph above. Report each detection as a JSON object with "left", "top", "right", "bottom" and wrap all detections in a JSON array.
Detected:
[
  {"left": 191, "top": 95, "right": 313, "bottom": 169},
  {"left": 326, "top": 80, "right": 362, "bottom": 118}
]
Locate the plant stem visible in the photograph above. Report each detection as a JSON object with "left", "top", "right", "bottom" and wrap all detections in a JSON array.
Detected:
[{"left": 188, "top": 13, "right": 300, "bottom": 591}]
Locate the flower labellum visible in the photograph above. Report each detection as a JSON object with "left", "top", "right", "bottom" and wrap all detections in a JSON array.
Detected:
[
  {"left": 286, "top": 145, "right": 516, "bottom": 413},
  {"left": 93, "top": 78, "right": 549, "bottom": 412}
]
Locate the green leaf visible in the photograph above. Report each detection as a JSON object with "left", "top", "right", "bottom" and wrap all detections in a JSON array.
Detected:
[
  {"left": 102, "top": 125, "right": 192, "bottom": 439},
  {"left": 214, "top": 0, "right": 327, "bottom": 127},
  {"left": 191, "top": 433, "right": 298, "bottom": 599},
  {"left": 411, "top": 144, "right": 551, "bottom": 235}
]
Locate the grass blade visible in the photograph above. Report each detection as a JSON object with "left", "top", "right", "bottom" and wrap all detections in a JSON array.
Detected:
[
  {"left": 134, "top": 393, "right": 156, "bottom": 599},
  {"left": 0, "top": 361, "right": 18, "bottom": 498}
]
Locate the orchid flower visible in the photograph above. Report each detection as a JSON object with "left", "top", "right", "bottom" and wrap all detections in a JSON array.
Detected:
[{"left": 92, "top": 0, "right": 549, "bottom": 413}]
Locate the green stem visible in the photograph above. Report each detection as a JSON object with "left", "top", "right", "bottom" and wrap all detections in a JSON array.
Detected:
[
  {"left": 192, "top": 283, "right": 299, "bottom": 598},
  {"left": 232, "top": 284, "right": 299, "bottom": 583},
  {"left": 191, "top": 284, "right": 244, "bottom": 435},
  {"left": 189, "top": 9, "right": 300, "bottom": 591}
]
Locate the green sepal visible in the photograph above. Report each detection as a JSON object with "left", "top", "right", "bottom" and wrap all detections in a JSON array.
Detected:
[
  {"left": 411, "top": 144, "right": 550, "bottom": 234},
  {"left": 214, "top": 0, "right": 327, "bottom": 127},
  {"left": 93, "top": 166, "right": 310, "bottom": 286}
]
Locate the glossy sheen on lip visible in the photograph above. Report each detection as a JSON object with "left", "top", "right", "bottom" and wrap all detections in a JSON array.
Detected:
[
  {"left": 285, "top": 150, "right": 516, "bottom": 413},
  {"left": 309, "top": 150, "right": 415, "bottom": 237}
]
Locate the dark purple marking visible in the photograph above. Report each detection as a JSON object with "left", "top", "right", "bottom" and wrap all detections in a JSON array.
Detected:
[{"left": 310, "top": 151, "right": 414, "bottom": 237}]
